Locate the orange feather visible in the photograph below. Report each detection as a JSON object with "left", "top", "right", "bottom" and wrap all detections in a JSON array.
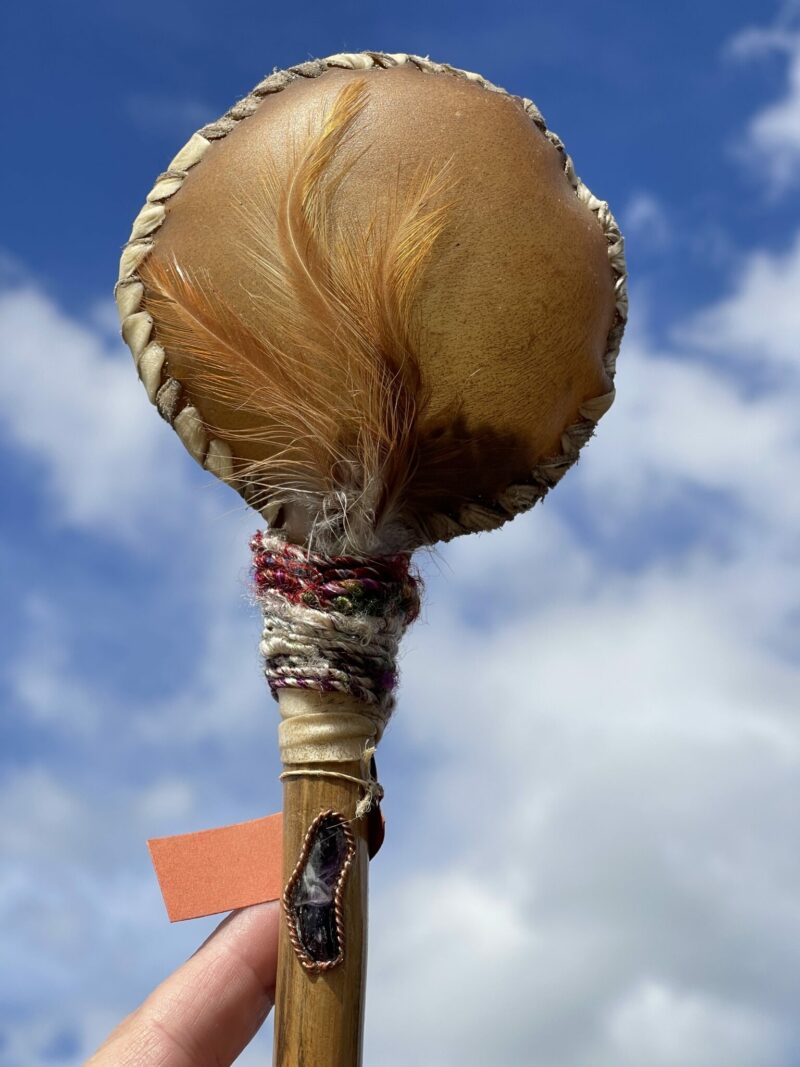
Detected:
[{"left": 140, "top": 78, "right": 455, "bottom": 554}]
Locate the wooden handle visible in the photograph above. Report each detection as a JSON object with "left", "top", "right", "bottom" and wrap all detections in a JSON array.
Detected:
[{"left": 273, "top": 759, "right": 370, "bottom": 1066}]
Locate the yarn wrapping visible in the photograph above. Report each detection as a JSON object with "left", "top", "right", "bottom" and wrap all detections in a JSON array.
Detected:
[{"left": 251, "top": 532, "right": 420, "bottom": 764}]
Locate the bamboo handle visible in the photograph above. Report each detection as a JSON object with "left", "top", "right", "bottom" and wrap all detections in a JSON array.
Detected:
[{"left": 273, "top": 757, "right": 371, "bottom": 1066}]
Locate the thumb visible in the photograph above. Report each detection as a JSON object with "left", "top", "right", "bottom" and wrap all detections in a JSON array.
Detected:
[{"left": 86, "top": 901, "right": 279, "bottom": 1066}]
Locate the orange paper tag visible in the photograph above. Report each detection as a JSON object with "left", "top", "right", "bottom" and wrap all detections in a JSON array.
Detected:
[
  {"left": 148, "top": 814, "right": 284, "bottom": 921},
  {"left": 149, "top": 805, "right": 385, "bottom": 922}
]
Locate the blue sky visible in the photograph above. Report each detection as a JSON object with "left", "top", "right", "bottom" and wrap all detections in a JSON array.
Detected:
[{"left": 2, "top": 2, "right": 800, "bottom": 1064}]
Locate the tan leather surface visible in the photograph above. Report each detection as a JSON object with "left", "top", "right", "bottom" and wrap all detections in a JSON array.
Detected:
[{"left": 146, "top": 64, "right": 614, "bottom": 514}]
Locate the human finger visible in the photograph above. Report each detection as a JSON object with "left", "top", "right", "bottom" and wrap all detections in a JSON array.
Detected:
[{"left": 86, "top": 900, "right": 279, "bottom": 1066}]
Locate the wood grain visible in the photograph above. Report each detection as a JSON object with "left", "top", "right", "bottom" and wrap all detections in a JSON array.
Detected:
[{"left": 273, "top": 755, "right": 371, "bottom": 1066}]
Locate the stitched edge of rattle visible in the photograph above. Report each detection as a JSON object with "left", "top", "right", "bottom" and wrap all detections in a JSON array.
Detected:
[{"left": 114, "top": 51, "right": 628, "bottom": 542}]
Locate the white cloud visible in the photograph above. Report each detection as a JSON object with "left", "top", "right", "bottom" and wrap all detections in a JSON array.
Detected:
[
  {"left": 135, "top": 777, "right": 196, "bottom": 823},
  {"left": 601, "top": 982, "right": 784, "bottom": 1067},
  {"left": 679, "top": 231, "right": 800, "bottom": 375},
  {"left": 623, "top": 192, "right": 672, "bottom": 249},
  {"left": 366, "top": 527, "right": 800, "bottom": 1064},
  {"left": 0, "top": 284, "right": 211, "bottom": 544},
  {"left": 576, "top": 333, "right": 800, "bottom": 548},
  {"left": 727, "top": 24, "right": 800, "bottom": 194},
  {"left": 6, "top": 596, "right": 104, "bottom": 736}
]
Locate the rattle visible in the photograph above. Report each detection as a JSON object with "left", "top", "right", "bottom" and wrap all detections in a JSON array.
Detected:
[{"left": 117, "top": 50, "right": 626, "bottom": 1067}]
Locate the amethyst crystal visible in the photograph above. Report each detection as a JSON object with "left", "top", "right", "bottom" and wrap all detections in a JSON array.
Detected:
[{"left": 287, "top": 812, "right": 353, "bottom": 965}]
